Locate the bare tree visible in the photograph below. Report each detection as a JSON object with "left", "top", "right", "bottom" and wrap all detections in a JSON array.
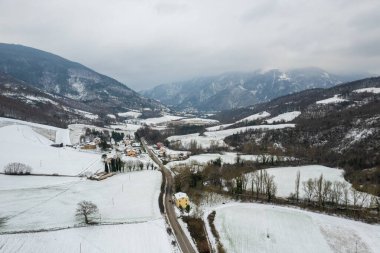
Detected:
[
  {"left": 351, "top": 189, "right": 360, "bottom": 208},
  {"left": 322, "top": 180, "right": 332, "bottom": 206},
  {"left": 295, "top": 170, "right": 300, "bottom": 202},
  {"left": 264, "top": 174, "right": 277, "bottom": 202},
  {"left": 331, "top": 181, "right": 343, "bottom": 206},
  {"left": 241, "top": 173, "right": 249, "bottom": 192},
  {"left": 314, "top": 174, "right": 324, "bottom": 206},
  {"left": 76, "top": 201, "right": 99, "bottom": 224},
  {"left": 358, "top": 191, "right": 369, "bottom": 208},
  {"left": 302, "top": 179, "right": 315, "bottom": 203},
  {"left": 342, "top": 182, "right": 350, "bottom": 207}
]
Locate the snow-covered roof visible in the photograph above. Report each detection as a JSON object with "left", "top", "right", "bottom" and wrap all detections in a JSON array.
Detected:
[{"left": 174, "top": 192, "right": 188, "bottom": 199}]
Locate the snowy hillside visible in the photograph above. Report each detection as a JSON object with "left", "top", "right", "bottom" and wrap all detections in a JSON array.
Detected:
[
  {"left": 0, "top": 219, "right": 171, "bottom": 253},
  {"left": 167, "top": 124, "right": 295, "bottom": 149},
  {"left": 0, "top": 171, "right": 162, "bottom": 232},
  {"left": 0, "top": 125, "right": 102, "bottom": 176},
  {"left": 212, "top": 204, "right": 380, "bottom": 253}
]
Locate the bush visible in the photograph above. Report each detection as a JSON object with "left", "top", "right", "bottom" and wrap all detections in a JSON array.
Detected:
[{"left": 4, "top": 163, "right": 32, "bottom": 175}]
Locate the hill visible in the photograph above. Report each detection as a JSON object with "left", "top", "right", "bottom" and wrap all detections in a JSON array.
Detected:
[
  {"left": 0, "top": 43, "right": 164, "bottom": 127},
  {"left": 141, "top": 68, "right": 367, "bottom": 112},
  {"left": 213, "top": 77, "right": 380, "bottom": 194}
]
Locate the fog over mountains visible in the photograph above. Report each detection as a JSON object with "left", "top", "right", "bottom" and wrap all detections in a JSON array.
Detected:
[{"left": 141, "top": 68, "right": 368, "bottom": 111}]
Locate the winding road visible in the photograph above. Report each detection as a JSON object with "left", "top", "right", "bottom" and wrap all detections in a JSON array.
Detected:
[{"left": 141, "top": 138, "right": 196, "bottom": 253}]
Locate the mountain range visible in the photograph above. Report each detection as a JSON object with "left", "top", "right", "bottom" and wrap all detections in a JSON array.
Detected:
[
  {"left": 0, "top": 43, "right": 164, "bottom": 126},
  {"left": 141, "top": 68, "right": 368, "bottom": 112}
]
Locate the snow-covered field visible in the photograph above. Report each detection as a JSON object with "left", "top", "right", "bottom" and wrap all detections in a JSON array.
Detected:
[
  {"left": 206, "top": 123, "right": 233, "bottom": 131},
  {"left": 261, "top": 165, "right": 349, "bottom": 198},
  {"left": 167, "top": 152, "right": 262, "bottom": 169},
  {"left": 0, "top": 174, "right": 81, "bottom": 190},
  {"left": 0, "top": 219, "right": 171, "bottom": 253},
  {"left": 0, "top": 171, "right": 162, "bottom": 232},
  {"left": 168, "top": 124, "right": 295, "bottom": 149},
  {"left": 167, "top": 133, "right": 227, "bottom": 149},
  {"left": 141, "top": 115, "right": 184, "bottom": 125},
  {"left": 0, "top": 125, "right": 102, "bottom": 176},
  {"left": 212, "top": 203, "right": 380, "bottom": 253},
  {"left": 236, "top": 111, "right": 271, "bottom": 123},
  {"left": 204, "top": 124, "right": 295, "bottom": 139},
  {"left": 353, "top": 87, "right": 380, "bottom": 94},
  {"left": 118, "top": 110, "right": 142, "bottom": 118},
  {"left": 316, "top": 95, "right": 348, "bottom": 104},
  {"left": 177, "top": 117, "right": 219, "bottom": 125},
  {"left": 265, "top": 111, "right": 301, "bottom": 124}
]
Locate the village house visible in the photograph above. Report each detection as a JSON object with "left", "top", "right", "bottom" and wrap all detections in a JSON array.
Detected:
[
  {"left": 81, "top": 143, "right": 97, "bottom": 150},
  {"left": 174, "top": 192, "right": 189, "bottom": 209},
  {"left": 126, "top": 149, "right": 137, "bottom": 157},
  {"left": 132, "top": 142, "right": 141, "bottom": 148}
]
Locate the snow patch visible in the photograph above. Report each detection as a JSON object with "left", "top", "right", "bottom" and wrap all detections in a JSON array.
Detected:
[
  {"left": 353, "top": 87, "right": 380, "bottom": 94},
  {"left": 265, "top": 111, "right": 301, "bottom": 124},
  {"left": 316, "top": 95, "right": 348, "bottom": 104}
]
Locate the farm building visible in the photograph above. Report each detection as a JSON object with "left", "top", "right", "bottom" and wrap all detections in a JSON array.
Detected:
[{"left": 174, "top": 192, "right": 189, "bottom": 209}]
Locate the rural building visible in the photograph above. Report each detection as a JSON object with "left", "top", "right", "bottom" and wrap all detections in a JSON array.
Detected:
[
  {"left": 174, "top": 192, "right": 189, "bottom": 209},
  {"left": 132, "top": 142, "right": 141, "bottom": 148},
  {"left": 156, "top": 142, "right": 164, "bottom": 149},
  {"left": 125, "top": 148, "right": 137, "bottom": 157},
  {"left": 81, "top": 143, "right": 97, "bottom": 150}
]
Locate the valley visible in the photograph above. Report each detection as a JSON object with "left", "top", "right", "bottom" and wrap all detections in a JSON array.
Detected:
[{"left": 0, "top": 43, "right": 379, "bottom": 253}]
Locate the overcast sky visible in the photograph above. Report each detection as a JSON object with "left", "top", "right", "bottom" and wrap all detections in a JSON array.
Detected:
[{"left": 1, "top": 0, "right": 379, "bottom": 90}]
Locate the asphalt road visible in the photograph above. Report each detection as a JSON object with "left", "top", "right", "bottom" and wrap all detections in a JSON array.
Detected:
[{"left": 141, "top": 138, "right": 197, "bottom": 253}]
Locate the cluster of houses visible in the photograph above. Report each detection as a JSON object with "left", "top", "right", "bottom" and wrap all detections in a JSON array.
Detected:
[
  {"left": 78, "top": 129, "right": 143, "bottom": 158},
  {"left": 116, "top": 139, "right": 142, "bottom": 157},
  {"left": 152, "top": 142, "right": 190, "bottom": 161}
]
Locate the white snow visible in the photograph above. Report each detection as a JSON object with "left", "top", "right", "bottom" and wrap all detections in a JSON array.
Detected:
[
  {"left": 167, "top": 124, "right": 295, "bottom": 149},
  {"left": 203, "top": 124, "right": 295, "bottom": 139},
  {"left": 0, "top": 117, "right": 71, "bottom": 145},
  {"left": 178, "top": 117, "right": 219, "bottom": 125},
  {"left": 236, "top": 111, "right": 271, "bottom": 123},
  {"left": 167, "top": 152, "right": 257, "bottom": 169},
  {"left": 55, "top": 128, "right": 71, "bottom": 145},
  {"left": 257, "top": 165, "right": 349, "bottom": 199},
  {"left": 0, "top": 117, "right": 60, "bottom": 131},
  {"left": 0, "top": 174, "right": 80, "bottom": 191},
  {"left": 107, "top": 114, "right": 116, "bottom": 119},
  {"left": 167, "top": 133, "right": 226, "bottom": 149},
  {"left": 213, "top": 203, "right": 380, "bottom": 253},
  {"left": 73, "top": 109, "right": 99, "bottom": 120},
  {"left": 0, "top": 171, "right": 162, "bottom": 232},
  {"left": 0, "top": 219, "right": 171, "bottom": 253},
  {"left": 117, "top": 111, "right": 142, "bottom": 118},
  {"left": 353, "top": 87, "right": 380, "bottom": 94},
  {"left": 141, "top": 115, "right": 184, "bottom": 125},
  {"left": 167, "top": 153, "right": 292, "bottom": 170},
  {"left": 24, "top": 95, "right": 59, "bottom": 105},
  {"left": 174, "top": 192, "right": 188, "bottom": 199},
  {"left": 344, "top": 128, "right": 374, "bottom": 146},
  {"left": 206, "top": 124, "right": 233, "bottom": 131},
  {"left": 316, "top": 95, "right": 348, "bottom": 105},
  {"left": 279, "top": 72, "right": 290, "bottom": 81},
  {"left": 108, "top": 124, "right": 141, "bottom": 132},
  {"left": 0, "top": 125, "right": 102, "bottom": 176},
  {"left": 265, "top": 111, "right": 301, "bottom": 124}
]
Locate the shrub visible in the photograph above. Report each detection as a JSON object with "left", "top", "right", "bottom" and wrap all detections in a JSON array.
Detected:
[{"left": 4, "top": 163, "right": 32, "bottom": 175}]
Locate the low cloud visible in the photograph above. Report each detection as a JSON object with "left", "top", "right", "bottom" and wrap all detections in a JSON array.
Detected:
[{"left": 0, "top": 0, "right": 379, "bottom": 89}]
